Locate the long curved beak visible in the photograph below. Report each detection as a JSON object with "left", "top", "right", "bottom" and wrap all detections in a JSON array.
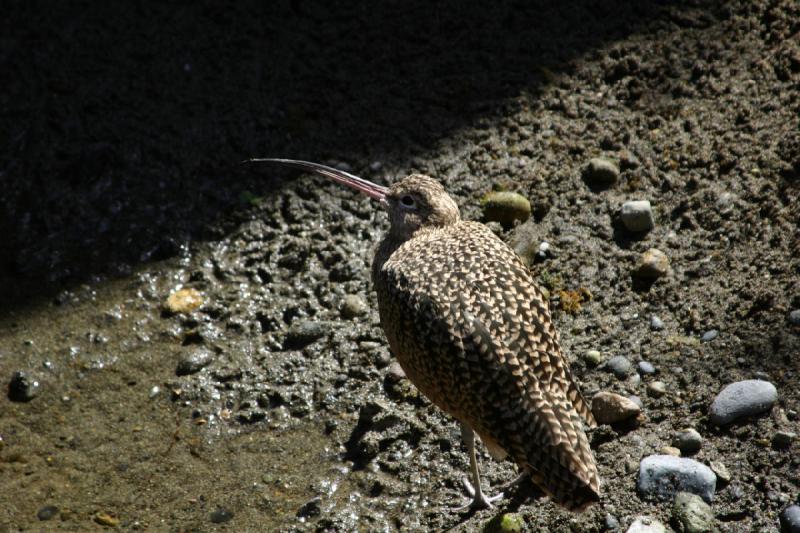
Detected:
[{"left": 247, "top": 158, "right": 389, "bottom": 204}]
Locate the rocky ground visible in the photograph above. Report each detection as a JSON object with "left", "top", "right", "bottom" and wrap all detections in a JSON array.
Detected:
[{"left": 1, "top": 0, "right": 799, "bottom": 531}]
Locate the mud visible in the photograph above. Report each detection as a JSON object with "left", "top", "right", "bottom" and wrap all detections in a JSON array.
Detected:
[{"left": 1, "top": 1, "right": 799, "bottom": 531}]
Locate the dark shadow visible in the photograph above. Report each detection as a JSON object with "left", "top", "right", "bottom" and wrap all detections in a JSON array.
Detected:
[{"left": 0, "top": 0, "right": 730, "bottom": 313}]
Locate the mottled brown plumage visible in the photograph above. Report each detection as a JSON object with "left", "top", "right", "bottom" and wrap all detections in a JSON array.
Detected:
[{"left": 254, "top": 159, "right": 601, "bottom": 512}]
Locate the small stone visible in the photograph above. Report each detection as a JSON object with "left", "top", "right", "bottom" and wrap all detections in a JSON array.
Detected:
[
  {"left": 780, "top": 504, "right": 800, "bottom": 532},
  {"left": 637, "top": 455, "right": 717, "bottom": 502},
  {"left": 708, "top": 461, "right": 731, "bottom": 484},
  {"left": 94, "top": 512, "right": 120, "bottom": 527},
  {"left": 148, "top": 386, "right": 161, "bottom": 399},
  {"left": 385, "top": 362, "right": 406, "bottom": 382},
  {"left": 673, "top": 429, "right": 703, "bottom": 455},
  {"left": 482, "top": 191, "right": 532, "bottom": 228},
  {"left": 484, "top": 512, "right": 525, "bottom": 533},
  {"left": 175, "top": 347, "right": 214, "bottom": 376},
  {"left": 709, "top": 379, "right": 778, "bottom": 426},
  {"left": 297, "top": 496, "right": 321, "bottom": 518},
  {"left": 340, "top": 294, "right": 368, "bottom": 319},
  {"left": 788, "top": 310, "right": 800, "bottom": 326},
  {"left": 164, "top": 288, "right": 203, "bottom": 314},
  {"left": 620, "top": 200, "right": 655, "bottom": 232},
  {"left": 605, "top": 513, "right": 620, "bottom": 530},
  {"left": 637, "top": 361, "right": 656, "bottom": 375},
  {"left": 37, "top": 505, "right": 59, "bottom": 521},
  {"left": 647, "top": 381, "right": 667, "bottom": 398},
  {"left": 672, "top": 492, "right": 715, "bottom": 533},
  {"left": 583, "top": 349, "right": 604, "bottom": 367},
  {"left": 210, "top": 507, "right": 234, "bottom": 524},
  {"left": 634, "top": 249, "right": 670, "bottom": 280},
  {"left": 772, "top": 430, "right": 796, "bottom": 449},
  {"left": 606, "top": 356, "right": 633, "bottom": 379},
  {"left": 700, "top": 330, "right": 718, "bottom": 342},
  {"left": 650, "top": 316, "right": 665, "bottom": 331},
  {"left": 628, "top": 395, "right": 644, "bottom": 409},
  {"left": 592, "top": 391, "right": 641, "bottom": 424},
  {"left": 626, "top": 516, "right": 666, "bottom": 533},
  {"left": 660, "top": 446, "right": 681, "bottom": 457},
  {"left": 8, "top": 371, "right": 40, "bottom": 402},
  {"left": 284, "top": 321, "right": 331, "bottom": 349},
  {"left": 583, "top": 157, "right": 619, "bottom": 187}
]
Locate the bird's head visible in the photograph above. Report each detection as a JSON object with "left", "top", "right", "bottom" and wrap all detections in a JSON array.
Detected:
[{"left": 250, "top": 159, "right": 460, "bottom": 241}]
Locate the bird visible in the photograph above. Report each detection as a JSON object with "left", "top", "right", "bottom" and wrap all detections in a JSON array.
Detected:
[{"left": 251, "top": 158, "right": 601, "bottom": 512}]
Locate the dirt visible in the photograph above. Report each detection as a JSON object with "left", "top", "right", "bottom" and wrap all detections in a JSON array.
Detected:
[{"left": 1, "top": 0, "right": 799, "bottom": 531}]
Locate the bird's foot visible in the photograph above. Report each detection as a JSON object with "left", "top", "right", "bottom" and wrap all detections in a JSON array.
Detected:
[{"left": 452, "top": 476, "right": 504, "bottom": 511}]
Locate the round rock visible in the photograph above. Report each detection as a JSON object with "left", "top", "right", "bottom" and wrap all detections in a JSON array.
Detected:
[
  {"left": 672, "top": 491, "right": 714, "bottom": 533},
  {"left": 165, "top": 287, "right": 204, "bottom": 314},
  {"left": 637, "top": 455, "right": 717, "bottom": 503},
  {"left": 700, "top": 330, "right": 718, "bottom": 342},
  {"left": 340, "top": 294, "right": 368, "bottom": 319},
  {"left": 621, "top": 200, "right": 655, "bottom": 232},
  {"left": 673, "top": 428, "right": 703, "bottom": 455},
  {"left": 650, "top": 315, "right": 665, "bottom": 331},
  {"left": 788, "top": 309, "right": 800, "bottom": 326},
  {"left": 175, "top": 347, "right": 214, "bottom": 376},
  {"left": 583, "top": 349, "right": 604, "bottom": 367},
  {"left": 626, "top": 516, "right": 666, "bottom": 533},
  {"left": 482, "top": 191, "right": 531, "bottom": 228},
  {"left": 283, "top": 320, "right": 331, "bottom": 349},
  {"left": 37, "top": 505, "right": 59, "bottom": 521},
  {"left": 637, "top": 361, "right": 656, "bottom": 375},
  {"left": 606, "top": 355, "right": 633, "bottom": 379},
  {"left": 709, "top": 379, "right": 778, "bottom": 426},
  {"left": 591, "top": 391, "right": 641, "bottom": 424},
  {"left": 647, "top": 381, "right": 667, "bottom": 398},
  {"left": 634, "top": 249, "right": 670, "bottom": 280},
  {"left": 583, "top": 157, "right": 619, "bottom": 187},
  {"left": 780, "top": 504, "right": 800, "bottom": 533}
]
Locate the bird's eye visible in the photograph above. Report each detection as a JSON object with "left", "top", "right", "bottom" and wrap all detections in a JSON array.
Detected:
[{"left": 400, "top": 195, "right": 415, "bottom": 207}]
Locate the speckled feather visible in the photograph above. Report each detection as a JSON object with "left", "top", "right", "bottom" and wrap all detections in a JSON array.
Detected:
[{"left": 372, "top": 175, "right": 600, "bottom": 511}]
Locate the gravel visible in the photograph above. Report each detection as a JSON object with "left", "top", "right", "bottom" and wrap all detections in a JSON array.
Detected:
[
  {"left": 606, "top": 355, "right": 633, "bottom": 379},
  {"left": 633, "top": 248, "right": 670, "bottom": 280},
  {"left": 637, "top": 361, "right": 656, "bottom": 375},
  {"left": 650, "top": 316, "right": 665, "bottom": 331},
  {"left": 620, "top": 200, "right": 655, "bottom": 232},
  {"left": 673, "top": 428, "right": 703, "bottom": 455},
  {"left": 672, "top": 491, "right": 714, "bottom": 533},
  {"left": 583, "top": 157, "right": 619, "bottom": 188},
  {"left": 175, "top": 347, "right": 214, "bottom": 376},
  {"left": 637, "top": 455, "right": 717, "bottom": 503},
  {"left": 709, "top": 380, "right": 778, "bottom": 426},
  {"left": 700, "top": 329, "right": 718, "bottom": 342}
]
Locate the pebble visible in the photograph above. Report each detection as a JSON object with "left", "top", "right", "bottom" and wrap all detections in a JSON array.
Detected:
[
  {"left": 780, "top": 504, "right": 800, "bottom": 532},
  {"left": 629, "top": 395, "right": 644, "bottom": 409},
  {"left": 591, "top": 391, "right": 641, "bottom": 424},
  {"left": 637, "top": 455, "right": 717, "bottom": 502},
  {"left": 606, "top": 355, "right": 633, "bottom": 379},
  {"left": 175, "top": 347, "right": 214, "bottom": 376},
  {"left": 296, "top": 496, "right": 322, "bottom": 518},
  {"left": 37, "top": 505, "right": 59, "bottom": 521},
  {"left": 482, "top": 191, "right": 531, "bottom": 227},
  {"left": 633, "top": 249, "right": 670, "bottom": 280},
  {"left": 164, "top": 287, "right": 204, "bottom": 314},
  {"left": 484, "top": 513, "right": 524, "bottom": 533},
  {"left": 788, "top": 309, "right": 800, "bottom": 326},
  {"left": 708, "top": 461, "right": 731, "bottom": 484},
  {"left": 709, "top": 379, "right": 778, "bottom": 426},
  {"left": 605, "top": 513, "right": 620, "bottom": 530},
  {"left": 340, "top": 294, "right": 368, "bottom": 319},
  {"left": 673, "top": 428, "right": 703, "bottom": 455},
  {"left": 650, "top": 316, "right": 665, "bottom": 330},
  {"left": 284, "top": 321, "right": 331, "bottom": 349},
  {"left": 700, "top": 330, "right": 718, "bottom": 342},
  {"left": 148, "top": 385, "right": 161, "bottom": 399},
  {"left": 772, "top": 430, "right": 796, "bottom": 449},
  {"left": 8, "top": 371, "right": 41, "bottom": 402},
  {"left": 637, "top": 361, "right": 656, "bottom": 375},
  {"left": 660, "top": 446, "right": 681, "bottom": 457},
  {"left": 626, "top": 516, "right": 666, "bottom": 533},
  {"left": 620, "top": 200, "right": 655, "bottom": 232},
  {"left": 583, "top": 157, "right": 619, "bottom": 187},
  {"left": 647, "top": 381, "right": 667, "bottom": 398},
  {"left": 210, "top": 507, "right": 234, "bottom": 523},
  {"left": 672, "top": 491, "right": 715, "bottom": 533},
  {"left": 583, "top": 349, "right": 604, "bottom": 367},
  {"left": 94, "top": 512, "right": 120, "bottom": 527}
]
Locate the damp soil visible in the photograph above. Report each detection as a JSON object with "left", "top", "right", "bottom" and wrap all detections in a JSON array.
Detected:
[{"left": 1, "top": 1, "right": 799, "bottom": 531}]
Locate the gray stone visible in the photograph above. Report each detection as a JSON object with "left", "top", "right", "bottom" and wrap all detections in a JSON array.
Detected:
[
  {"left": 772, "top": 430, "right": 796, "bottom": 449},
  {"left": 606, "top": 356, "right": 633, "bottom": 379},
  {"left": 709, "top": 379, "right": 778, "bottom": 426},
  {"left": 605, "top": 513, "right": 620, "bottom": 530},
  {"left": 176, "top": 347, "right": 214, "bottom": 376},
  {"left": 647, "top": 381, "right": 667, "bottom": 398},
  {"left": 637, "top": 361, "right": 656, "bottom": 375},
  {"left": 701, "top": 330, "right": 718, "bottom": 342},
  {"left": 672, "top": 491, "right": 715, "bottom": 533},
  {"left": 8, "top": 371, "right": 41, "bottom": 402},
  {"left": 634, "top": 248, "right": 670, "bottom": 280},
  {"left": 482, "top": 191, "right": 531, "bottom": 228},
  {"left": 650, "top": 315, "right": 665, "bottom": 330},
  {"left": 637, "top": 455, "right": 716, "bottom": 502},
  {"left": 673, "top": 428, "right": 703, "bottom": 455},
  {"left": 788, "top": 310, "right": 800, "bottom": 326},
  {"left": 626, "top": 516, "right": 666, "bottom": 533},
  {"left": 621, "top": 200, "right": 655, "bottom": 232},
  {"left": 284, "top": 320, "right": 332, "bottom": 349},
  {"left": 340, "top": 294, "right": 368, "bottom": 319},
  {"left": 780, "top": 504, "right": 800, "bottom": 533},
  {"left": 583, "top": 157, "right": 619, "bottom": 187},
  {"left": 583, "top": 349, "right": 604, "bottom": 367},
  {"left": 591, "top": 391, "right": 641, "bottom": 424}
]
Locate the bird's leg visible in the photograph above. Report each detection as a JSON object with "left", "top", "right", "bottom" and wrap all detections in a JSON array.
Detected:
[{"left": 453, "top": 423, "right": 504, "bottom": 511}]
